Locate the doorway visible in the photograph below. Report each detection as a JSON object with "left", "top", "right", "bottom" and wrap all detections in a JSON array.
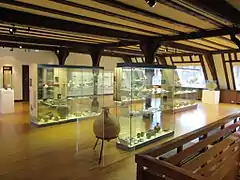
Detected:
[{"left": 22, "top": 65, "right": 29, "bottom": 102}]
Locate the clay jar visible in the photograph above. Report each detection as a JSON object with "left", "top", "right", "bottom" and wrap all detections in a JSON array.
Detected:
[{"left": 93, "top": 107, "right": 120, "bottom": 139}]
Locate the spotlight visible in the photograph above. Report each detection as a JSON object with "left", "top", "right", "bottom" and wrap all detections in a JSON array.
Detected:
[
  {"left": 19, "top": 45, "right": 22, "bottom": 49},
  {"left": 9, "top": 27, "right": 16, "bottom": 34},
  {"left": 10, "top": 48, "right": 13, "bottom": 51},
  {"left": 145, "top": 0, "right": 157, "bottom": 7}
]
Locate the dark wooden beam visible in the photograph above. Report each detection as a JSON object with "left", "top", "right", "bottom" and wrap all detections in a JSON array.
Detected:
[
  {"left": 189, "top": 55, "right": 193, "bottom": 62},
  {"left": 0, "top": 1, "right": 160, "bottom": 36},
  {"left": 158, "top": 27, "right": 240, "bottom": 42},
  {"left": 93, "top": 0, "right": 200, "bottom": 31},
  {"left": 169, "top": 56, "right": 174, "bottom": 65},
  {"left": 204, "top": 53, "right": 219, "bottom": 88},
  {"left": 181, "top": 0, "right": 240, "bottom": 26},
  {"left": 221, "top": 53, "right": 230, "bottom": 89},
  {"left": 0, "top": 6, "right": 146, "bottom": 41},
  {"left": 0, "top": 34, "right": 94, "bottom": 49},
  {"left": 156, "top": 0, "right": 225, "bottom": 27},
  {"left": 90, "top": 46, "right": 103, "bottom": 67},
  {"left": 180, "top": 56, "right": 185, "bottom": 63},
  {"left": 199, "top": 55, "right": 208, "bottom": 81},
  {"left": 55, "top": 48, "right": 69, "bottom": 65},
  {"left": 230, "top": 34, "right": 240, "bottom": 49},
  {"left": 164, "top": 42, "right": 208, "bottom": 54},
  {"left": 122, "top": 56, "right": 132, "bottom": 63},
  {"left": 228, "top": 53, "right": 236, "bottom": 90},
  {"left": 156, "top": 56, "right": 167, "bottom": 65},
  {"left": 140, "top": 39, "right": 161, "bottom": 64},
  {"left": 51, "top": 0, "right": 178, "bottom": 35}
]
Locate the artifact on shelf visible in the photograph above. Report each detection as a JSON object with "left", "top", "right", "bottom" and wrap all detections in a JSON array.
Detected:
[
  {"left": 206, "top": 80, "right": 217, "bottom": 91},
  {"left": 93, "top": 107, "right": 120, "bottom": 139},
  {"left": 154, "top": 123, "right": 161, "bottom": 133},
  {"left": 56, "top": 105, "right": 69, "bottom": 119},
  {"left": 91, "top": 96, "right": 99, "bottom": 113}
]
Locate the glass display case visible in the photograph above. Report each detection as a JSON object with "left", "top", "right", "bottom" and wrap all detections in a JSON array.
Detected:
[
  {"left": 114, "top": 63, "right": 175, "bottom": 150},
  {"left": 98, "top": 70, "right": 114, "bottom": 95},
  {"left": 30, "top": 64, "right": 104, "bottom": 127},
  {"left": 174, "top": 68, "right": 200, "bottom": 112}
]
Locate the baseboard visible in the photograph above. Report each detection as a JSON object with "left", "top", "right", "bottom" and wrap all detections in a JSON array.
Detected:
[{"left": 14, "top": 100, "right": 23, "bottom": 102}]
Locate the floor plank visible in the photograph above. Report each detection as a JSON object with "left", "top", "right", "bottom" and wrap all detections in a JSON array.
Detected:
[{"left": 0, "top": 99, "right": 239, "bottom": 180}]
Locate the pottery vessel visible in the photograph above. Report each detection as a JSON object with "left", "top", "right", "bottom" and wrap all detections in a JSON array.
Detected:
[{"left": 93, "top": 107, "right": 120, "bottom": 139}]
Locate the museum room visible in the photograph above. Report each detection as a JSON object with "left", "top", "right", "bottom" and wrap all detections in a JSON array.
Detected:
[{"left": 0, "top": 0, "right": 240, "bottom": 180}]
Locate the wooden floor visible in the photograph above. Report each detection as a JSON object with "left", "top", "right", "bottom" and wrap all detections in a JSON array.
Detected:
[{"left": 0, "top": 98, "right": 240, "bottom": 180}]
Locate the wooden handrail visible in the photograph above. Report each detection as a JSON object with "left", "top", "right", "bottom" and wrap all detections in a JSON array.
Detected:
[{"left": 140, "top": 111, "right": 240, "bottom": 157}]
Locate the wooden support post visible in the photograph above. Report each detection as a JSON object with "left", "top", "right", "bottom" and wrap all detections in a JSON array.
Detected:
[
  {"left": 90, "top": 46, "right": 103, "bottom": 67},
  {"left": 122, "top": 56, "right": 132, "bottom": 63},
  {"left": 55, "top": 48, "right": 69, "bottom": 65},
  {"left": 228, "top": 53, "right": 236, "bottom": 90},
  {"left": 221, "top": 53, "right": 230, "bottom": 89},
  {"left": 199, "top": 55, "right": 208, "bottom": 81},
  {"left": 140, "top": 39, "right": 161, "bottom": 64},
  {"left": 157, "top": 56, "right": 167, "bottom": 65},
  {"left": 204, "top": 53, "right": 219, "bottom": 88}
]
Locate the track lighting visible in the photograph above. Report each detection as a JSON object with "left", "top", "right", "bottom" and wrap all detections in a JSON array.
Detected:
[
  {"left": 9, "top": 27, "right": 16, "bottom": 34},
  {"left": 19, "top": 45, "right": 22, "bottom": 49},
  {"left": 145, "top": 0, "right": 157, "bottom": 7}
]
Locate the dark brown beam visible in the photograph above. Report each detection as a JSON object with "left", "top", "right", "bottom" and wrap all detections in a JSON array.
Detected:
[
  {"left": 93, "top": 0, "right": 200, "bottom": 31},
  {"left": 212, "top": 49, "right": 239, "bottom": 54},
  {"left": 221, "top": 53, "right": 230, "bottom": 89},
  {"left": 0, "top": 33, "right": 93, "bottom": 49},
  {"left": 55, "top": 48, "right": 69, "bottom": 65},
  {"left": 0, "top": 6, "right": 146, "bottom": 41},
  {"left": 90, "top": 46, "right": 103, "bottom": 67},
  {"left": 164, "top": 42, "right": 208, "bottom": 54},
  {"left": 94, "top": 0, "right": 233, "bottom": 48},
  {"left": 50, "top": 0, "right": 178, "bottom": 34},
  {"left": 157, "top": 56, "right": 167, "bottom": 65},
  {"left": 228, "top": 53, "right": 236, "bottom": 90},
  {"left": 169, "top": 56, "right": 174, "bottom": 65},
  {"left": 122, "top": 56, "right": 132, "bottom": 63},
  {"left": 201, "top": 38, "right": 234, "bottom": 50},
  {"left": 181, "top": 0, "right": 240, "bottom": 26},
  {"left": 199, "top": 55, "right": 208, "bottom": 81},
  {"left": 0, "top": 1, "right": 160, "bottom": 36},
  {"left": 158, "top": 27, "right": 240, "bottom": 42},
  {"left": 189, "top": 55, "right": 193, "bottom": 62},
  {"left": 180, "top": 56, "right": 185, "bottom": 62},
  {"left": 140, "top": 39, "right": 161, "bottom": 64},
  {"left": 234, "top": 53, "right": 238, "bottom": 61},
  {"left": 204, "top": 53, "right": 219, "bottom": 88},
  {"left": 156, "top": 0, "right": 225, "bottom": 27}
]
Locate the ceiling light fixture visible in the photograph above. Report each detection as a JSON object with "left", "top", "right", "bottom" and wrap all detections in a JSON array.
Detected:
[
  {"left": 9, "top": 27, "right": 16, "bottom": 35},
  {"left": 145, "top": 0, "right": 157, "bottom": 7},
  {"left": 19, "top": 45, "right": 22, "bottom": 49}
]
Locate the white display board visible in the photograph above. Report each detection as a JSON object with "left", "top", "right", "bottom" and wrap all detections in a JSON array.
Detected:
[
  {"left": 0, "top": 88, "right": 14, "bottom": 114},
  {"left": 202, "top": 90, "right": 220, "bottom": 104}
]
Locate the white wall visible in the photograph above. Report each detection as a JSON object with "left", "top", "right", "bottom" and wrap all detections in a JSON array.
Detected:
[{"left": 0, "top": 48, "right": 123, "bottom": 100}]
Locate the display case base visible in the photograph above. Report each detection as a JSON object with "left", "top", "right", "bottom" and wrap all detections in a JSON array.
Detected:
[
  {"left": 173, "top": 104, "right": 198, "bottom": 113},
  {"left": 116, "top": 131, "right": 174, "bottom": 151},
  {"left": 31, "top": 114, "right": 100, "bottom": 127}
]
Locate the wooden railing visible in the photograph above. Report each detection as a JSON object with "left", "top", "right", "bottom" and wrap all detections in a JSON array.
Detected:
[{"left": 136, "top": 111, "right": 240, "bottom": 180}]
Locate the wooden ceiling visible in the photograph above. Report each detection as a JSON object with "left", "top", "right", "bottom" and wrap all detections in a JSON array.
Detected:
[{"left": 0, "top": 0, "right": 239, "bottom": 56}]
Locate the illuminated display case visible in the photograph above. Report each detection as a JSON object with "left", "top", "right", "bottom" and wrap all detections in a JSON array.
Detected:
[
  {"left": 174, "top": 68, "right": 200, "bottom": 112},
  {"left": 114, "top": 63, "right": 175, "bottom": 150},
  {"left": 30, "top": 64, "right": 104, "bottom": 127}
]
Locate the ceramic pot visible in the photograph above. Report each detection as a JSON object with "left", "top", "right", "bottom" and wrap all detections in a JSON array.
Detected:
[
  {"left": 91, "top": 97, "right": 99, "bottom": 113},
  {"left": 93, "top": 107, "right": 120, "bottom": 139}
]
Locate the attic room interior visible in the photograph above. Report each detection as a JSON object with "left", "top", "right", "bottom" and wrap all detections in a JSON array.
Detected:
[{"left": 0, "top": 0, "right": 240, "bottom": 180}]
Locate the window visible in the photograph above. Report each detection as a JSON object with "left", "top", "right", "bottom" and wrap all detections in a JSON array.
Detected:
[
  {"left": 176, "top": 66, "right": 206, "bottom": 88},
  {"left": 233, "top": 65, "right": 240, "bottom": 90}
]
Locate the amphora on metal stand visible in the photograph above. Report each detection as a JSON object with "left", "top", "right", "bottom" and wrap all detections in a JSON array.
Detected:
[{"left": 93, "top": 106, "right": 120, "bottom": 164}]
